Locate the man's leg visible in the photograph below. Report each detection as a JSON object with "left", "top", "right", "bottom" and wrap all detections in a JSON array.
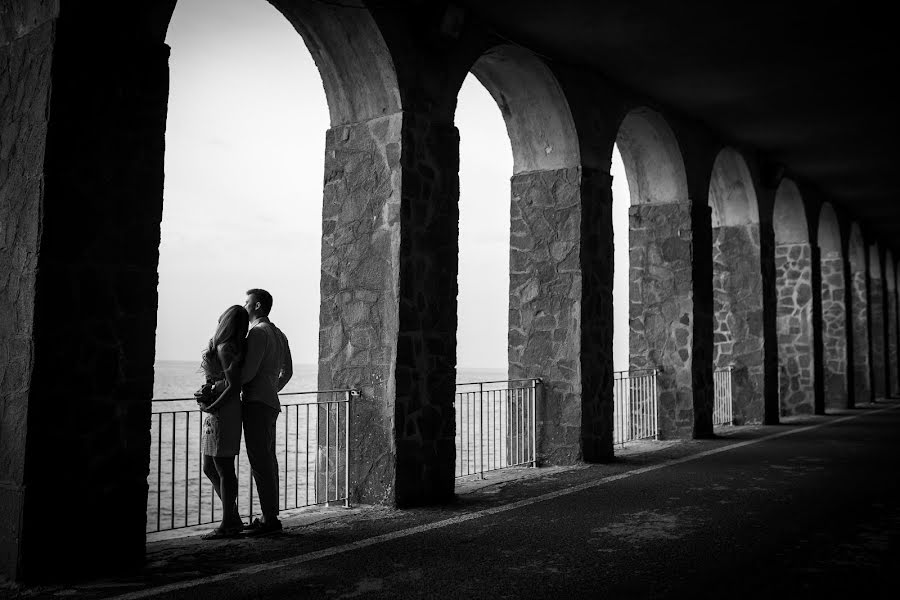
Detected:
[{"left": 243, "top": 403, "right": 280, "bottom": 524}]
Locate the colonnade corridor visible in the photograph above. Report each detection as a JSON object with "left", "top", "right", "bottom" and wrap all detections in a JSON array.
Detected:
[{"left": 21, "top": 401, "right": 900, "bottom": 598}]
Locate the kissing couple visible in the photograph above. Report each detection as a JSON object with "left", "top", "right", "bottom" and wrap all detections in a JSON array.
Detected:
[{"left": 194, "top": 288, "right": 293, "bottom": 539}]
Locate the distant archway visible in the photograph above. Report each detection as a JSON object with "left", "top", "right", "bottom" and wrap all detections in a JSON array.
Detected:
[
  {"left": 773, "top": 180, "right": 814, "bottom": 415},
  {"left": 615, "top": 108, "right": 695, "bottom": 439},
  {"left": 848, "top": 224, "right": 870, "bottom": 404},
  {"left": 816, "top": 204, "right": 846, "bottom": 409},
  {"left": 708, "top": 148, "right": 763, "bottom": 424},
  {"left": 467, "top": 45, "right": 586, "bottom": 463}
]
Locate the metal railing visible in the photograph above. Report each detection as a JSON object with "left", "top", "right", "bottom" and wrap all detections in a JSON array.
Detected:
[
  {"left": 147, "top": 389, "right": 355, "bottom": 533},
  {"left": 454, "top": 379, "right": 540, "bottom": 478},
  {"left": 713, "top": 366, "right": 734, "bottom": 426},
  {"left": 612, "top": 369, "right": 659, "bottom": 444}
]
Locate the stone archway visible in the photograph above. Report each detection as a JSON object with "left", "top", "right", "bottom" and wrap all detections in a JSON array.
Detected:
[
  {"left": 615, "top": 108, "right": 702, "bottom": 439},
  {"left": 848, "top": 224, "right": 871, "bottom": 404},
  {"left": 817, "top": 204, "right": 847, "bottom": 409},
  {"left": 869, "top": 244, "right": 887, "bottom": 399},
  {"left": 466, "top": 45, "right": 606, "bottom": 463},
  {"left": 708, "top": 148, "right": 764, "bottom": 424},
  {"left": 773, "top": 180, "right": 815, "bottom": 415}
]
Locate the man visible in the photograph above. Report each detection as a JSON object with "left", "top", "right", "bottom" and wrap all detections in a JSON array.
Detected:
[{"left": 241, "top": 288, "right": 293, "bottom": 535}]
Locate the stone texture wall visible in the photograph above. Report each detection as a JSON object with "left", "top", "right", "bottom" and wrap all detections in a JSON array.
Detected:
[
  {"left": 509, "top": 167, "right": 614, "bottom": 465},
  {"left": 318, "top": 114, "right": 403, "bottom": 505},
  {"left": 319, "top": 112, "right": 459, "bottom": 508},
  {"left": 820, "top": 255, "right": 847, "bottom": 409},
  {"left": 850, "top": 269, "right": 871, "bottom": 403},
  {"left": 629, "top": 201, "right": 697, "bottom": 438},
  {"left": 0, "top": 17, "right": 54, "bottom": 580},
  {"left": 869, "top": 272, "right": 886, "bottom": 399},
  {"left": 13, "top": 23, "right": 170, "bottom": 581},
  {"left": 775, "top": 243, "right": 815, "bottom": 415},
  {"left": 889, "top": 286, "right": 899, "bottom": 396},
  {"left": 712, "top": 224, "right": 765, "bottom": 424}
]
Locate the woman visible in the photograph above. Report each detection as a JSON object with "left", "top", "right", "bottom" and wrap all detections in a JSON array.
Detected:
[{"left": 198, "top": 304, "right": 249, "bottom": 539}]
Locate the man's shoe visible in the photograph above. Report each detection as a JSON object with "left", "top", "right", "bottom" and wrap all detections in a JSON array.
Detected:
[{"left": 244, "top": 517, "right": 282, "bottom": 537}]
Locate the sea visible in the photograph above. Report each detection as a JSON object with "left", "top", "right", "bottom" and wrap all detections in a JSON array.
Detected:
[{"left": 152, "top": 360, "right": 508, "bottom": 400}]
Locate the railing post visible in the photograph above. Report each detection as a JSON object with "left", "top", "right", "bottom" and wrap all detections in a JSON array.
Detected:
[
  {"left": 345, "top": 390, "right": 356, "bottom": 508},
  {"left": 531, "top": 378, "right": 539, "bottom": 467},
  {"left": 652, "top": 369, "right": 659, "bottom": 440},
  {"left": 479, "top": 382, "right": 484, "bottom": 480}
]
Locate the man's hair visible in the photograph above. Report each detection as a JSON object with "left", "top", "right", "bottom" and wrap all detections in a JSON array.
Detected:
[{"left": 246, "top": 288, "right": 273, "bottom": 317}]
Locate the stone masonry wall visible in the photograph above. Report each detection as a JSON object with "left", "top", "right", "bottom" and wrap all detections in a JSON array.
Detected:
[
  {"left": 775, "top": 243, "right": 815, "bottom": 415},
  {"left": 19, "top": 27, "right": 170, "bottom": 579},
  {"left": 0, "top": 20, "right": 54, "bottom": 580},
  {"left": 820, "top": 255, "right": 847, "bottom": 409},
  {"left": 579, "top": 169, "right": 615, "bottom": 461},
  {"left": 629, "top": 201, "right": 695, "bottom": 438},
  {"left": 509, "top": 167, "right": 614, "bottom": 464},
  {"left": 393, "top": 114, "right": 459, "bottom": 506},
  {"left": 869, "top": 272, "right": 885, "bottom": 399},
  {"left": 889, "top": 286, "right": 899, "bottom": 396},
  {"left": 712, "top": 224, "right": 765, "bottom": 424},
  {"left": 850, "top": 269, "right": 871, "bottom": 403},
  {"left": 318, "top": 114, "right": 403, "bottom": 505}
]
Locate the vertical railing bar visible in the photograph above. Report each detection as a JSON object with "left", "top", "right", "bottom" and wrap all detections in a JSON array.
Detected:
[
  {"left": 198, "top": 411, "right": 203, "bottom": 526},
  {"left": 156, "top": 413, "right": 161, "bottom": 532},
  {"left": 170, "top": 413, "right": 175, "bottom": 530},
  {"left": 479, "top": 383, "right": 484, "bottom": 479},
  {"left": 345, "top": 392, "right": 352, "bottom": 508},
  {"left": 295, "top": 407, "right": 299, "bottom": 508},
  {"left": 185, "top": 412, "right": 189, "bottom": 528},
  {"left": 307, "top": 404, "right": 312, "bottom": 507},
  {"left": 531, "top": 379, "right": 538, "bottom": 467},
  {"left": 325, "top": 401, "right": 331, "bottom": 506}
]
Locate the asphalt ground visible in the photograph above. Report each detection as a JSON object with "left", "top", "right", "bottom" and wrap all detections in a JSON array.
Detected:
[{"left": 6, "top": 400, "right": 899, "bottom": 599}]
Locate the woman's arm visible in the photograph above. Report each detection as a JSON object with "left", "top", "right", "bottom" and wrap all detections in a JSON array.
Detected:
[{"left": 202, "top": 345, "right": 240, "bottom": 412}]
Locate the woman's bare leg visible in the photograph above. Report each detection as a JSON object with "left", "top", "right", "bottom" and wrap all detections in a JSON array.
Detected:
[{"left": 214, "top": 456, "right": 240, "bottom": 528}]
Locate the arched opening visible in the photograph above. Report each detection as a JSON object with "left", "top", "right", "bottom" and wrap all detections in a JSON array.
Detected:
[
  {"left": 848, "top": 223, "right": 870, "bottom": 404},
  {"left": 615, "top": 108, "right": 694, "bottom": 439},
  {"left": 816, "top": 203, "right": 847, "bottom": 409},
  {"left": 773, "top": 180, "right": 815, "bottom": 415},
  {"left": 707, "top": 148, "right": 763, "bottom": 424},
  {"left": 151, "top": 0, "right": 402, "bottom": 529},
  {"left": 467, "top": 45, "right": 584, "bottom": 465},
  {"left": 886, "top": 250, "right": 899, "bottom": 396},
  {"left": 453, "top": 72, "right": 513, "bottom": 476},
  {"left": 868, "top": 243, "right": 886, "bottom": 399}
]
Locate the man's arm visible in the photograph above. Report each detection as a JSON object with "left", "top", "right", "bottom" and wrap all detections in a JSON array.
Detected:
[
  {"left": 241, "top": 327, "right": 267, "bottom": 385},
  {"left": 276, "top": 330, "right": 293, "bottom": 392}
]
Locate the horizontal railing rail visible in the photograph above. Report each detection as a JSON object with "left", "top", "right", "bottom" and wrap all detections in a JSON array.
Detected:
[
  {"left": 455, "top": 378, "right": 540, "bottom": 479},
  {"left": 713, "top": 366, "right": 734, "bottom": 426},
  {"left": 612, "top": 369, "right": 659, "bottom": 444},
  {"left": 148, "top": 388, "right": 356, "bottom": 534}
]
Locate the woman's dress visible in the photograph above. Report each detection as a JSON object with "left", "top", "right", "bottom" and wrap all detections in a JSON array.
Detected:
[{"left": 201, "top": 343, "right": 243, "bottom": 457}]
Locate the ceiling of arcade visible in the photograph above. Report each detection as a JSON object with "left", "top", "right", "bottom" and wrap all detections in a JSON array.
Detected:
[{"left": 455, "top": 0, "right": 900, "bottom": 244}]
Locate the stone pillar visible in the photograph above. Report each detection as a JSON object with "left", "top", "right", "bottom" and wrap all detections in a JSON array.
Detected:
[
  {"left": 509, "top": 167, "right": 614, "bottom": 464},
  {"left": 811, "top": 245, "right": 826, "bottom": 415},
  {"left": 869, "top": 262, "right": 886, "bottom": 399},
  {"left": 318, "top": 112, "right": 459, "bottom": 508},
  {"left": 629, "top": 200, "right": 713, "bottom": 439},
  {"left": 1, "top": 18, "right": 170, "bottom": 580},
  {"left": 712, "top": 224, "right": 765, "bottom": 424},
  {"left": 775, "top": 243, "right": 815, "bottom": 415},
  {"left": 0, "top": 12, "right": 55, "bottom": 582},
  {"left": 850, "top": 267, "right": 871, "bottom": 404},
  {"left": 887, "top": 273, "right": 899, "bottom": 397},
  {"left": 820, "top": 253, "right": 848, "bottom": 409}
]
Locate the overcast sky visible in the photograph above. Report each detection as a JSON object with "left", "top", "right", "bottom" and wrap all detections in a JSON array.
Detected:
[{"left": 158, "top": 0, "right": 629, "bottom": 370}]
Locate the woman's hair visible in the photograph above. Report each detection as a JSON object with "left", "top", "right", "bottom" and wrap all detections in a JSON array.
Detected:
[{"left": 201, "top": 305, "right": 250, "bottom": 379}]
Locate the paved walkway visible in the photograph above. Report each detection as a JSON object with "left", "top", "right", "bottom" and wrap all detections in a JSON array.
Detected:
[{"left": 5, "top": 400, "right": 900, "bottom": 599}]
